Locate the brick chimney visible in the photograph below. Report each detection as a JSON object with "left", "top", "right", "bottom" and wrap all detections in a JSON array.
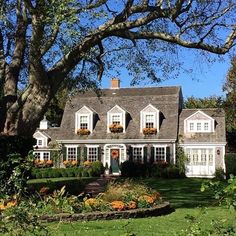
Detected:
[{"left": 111, "top": 78, "right": 120, "bottom": 89}]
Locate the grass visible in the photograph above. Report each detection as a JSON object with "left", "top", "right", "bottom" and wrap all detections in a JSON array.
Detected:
[{"left": 43, "top": 178, "right": 236, "bottom": 236}]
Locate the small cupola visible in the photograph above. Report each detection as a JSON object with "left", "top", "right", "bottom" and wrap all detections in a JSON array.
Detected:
[
  {"left": 111, "top": 78, "right": 120, "bottom": 89},
  {"left": 39, "top": 116, "right": 49, "bottom": 129}
]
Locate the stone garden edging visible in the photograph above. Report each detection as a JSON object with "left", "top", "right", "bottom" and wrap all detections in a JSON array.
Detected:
[{"left": 40, "top": 202, "right": 173, "bottom": 222}]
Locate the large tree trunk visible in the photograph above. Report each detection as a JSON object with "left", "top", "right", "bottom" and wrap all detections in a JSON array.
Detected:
[{"left": 2, "top": 82, "right": 53, "bottom": 136}]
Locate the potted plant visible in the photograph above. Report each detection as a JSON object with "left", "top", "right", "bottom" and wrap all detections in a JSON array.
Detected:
[{"left": 105, "top": 162, "right": 110, "bottom": 175}]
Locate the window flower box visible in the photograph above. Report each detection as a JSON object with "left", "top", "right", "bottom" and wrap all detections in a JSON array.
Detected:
[
  {"left": 34, "top": 160, "right": 53, "bottom": 168},
  {"left": 77, "top": 128, "right": 90, "bottom": 135},
  {"left": 142, "top": 128, "right": 157, "bottom": 135},
  {"left": 63, "top": 160, "right": 78, "bottom": 168},
  {"left": 109, "top": 124, "right": 123, "bottom": 133}
]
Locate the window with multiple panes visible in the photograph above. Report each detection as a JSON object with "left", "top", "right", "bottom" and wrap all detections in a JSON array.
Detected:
[
  {"left": 197, "top": 123, "right": 201, "bottom": 131},
  {"left": 204, "top": 122, "right": 209, "bottom": 131},
  {"left": 43, "top": 152, "right": 50, "bottom": 161},
  {"left": 145, "top": 114, "right": 154, "bottom": 128},
  {"left": 37, "top": 139, "right": 43, "bottom": 146},
  {"left": 67, "top": 147, "right": 77, "bottom": 161},
  {"left": 154, "top": 147, "right": 166, "bottom": 162},
  {"left": 132, "top": 147, "right": 143, "bottom": 163},
  {"left": 80, "top": 115, "right": 88, "bottom": 129},
  {"left": 34, "top": 152, "right": 40, "bottom": 160},
  {"left": 87, "top": 147, "right": 98, "bottom": 162},
  {"left": 111, "top": 114, "right": 121, "bottom": 125},
  {"left": 185, "top": 148, "right": 214, "bottom": 166},
  {"left": 190, "top": 123, "right": 194, "bottom": 131}
]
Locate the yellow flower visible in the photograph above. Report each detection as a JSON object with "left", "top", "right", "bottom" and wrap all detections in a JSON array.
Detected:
[
  {"left": 85, "top": 198, "right": 98, "bottom": 207},
  {"left": 128, "top": 201, "right": 137, "bottom": 210},
  {"left": 139, "top": 195, "right": 155, "bottom": 204}
]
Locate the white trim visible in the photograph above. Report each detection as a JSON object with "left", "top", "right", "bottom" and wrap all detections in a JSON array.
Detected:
[
  {"left": 75, "top": 106, "right": 94, "bottom": 134},
  {"left": 222, "top": 145, "right": 226, "bottom": 172},
  {"left": 104, "top": 144, "right": 127, "bottom": 169},
  {"left": 153, "top": 145, "right": 167, "bottom": 162},
  {"left": 85, "top": 145, "right": 100, "bottom": 148},
  {"left": 34, "top": 131, "right": 50, "bottom": 139},
  {"left": 131, "top": 146, "right": 144, "bottom": 163},
  {"left": 140, "top": 104, "right": 159, "bottom": 133},
  {"left": 57, "top": 139, "right": 177, "bottom": 144},
  {"left": 179, "top": 143, "right": 226, "bottom": 147},
  {"left": 173, "top": 142, "right": 176, "bottom": 164},
  {"left": 86, "top": 146, "right": 99, "bottom": 162},
  {"left": 107, "top": 105, "right": 126, "bottom": 133},
  {"left": 66, "top": 145, "right": 78, "bottom": 161},
  {"left": 184, "top": 110, "right": 215, "bottom": 133},
  {"left": 33, "top": 151, "right": 51, "bottom": 161}
]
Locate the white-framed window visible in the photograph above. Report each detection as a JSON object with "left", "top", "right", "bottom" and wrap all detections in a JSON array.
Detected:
[
  {"left": 204, "top": 122, "right": 209, "bottom": 131},
  {"left": 140, "top": 104, "right": 159, "bottom": 133},
  {"left": 185, "top": 148, "right": 214, "bottom": 166},
  {"left": 34, "top": 152, "right": 41, "bottom": 160},
  {"left": 36, "top": 138, "right": 43, "bottom": 147},
  {"left": 87, "top": 146, "right": 99, "bottom": 162},
  {"left": 145, "top": 114, "right": 154, "bottom": 128},
  {"left": 80, "top": 115, "right": 89, "bottom": 129},
  {"left": 107, "top": 105, "right": 126, "bottom": 133},
  {"left": 43, "top": 152, "right": 50, "bottom": 161},
  {"left": 197, "top": 123, "right": 201, "bottom": 131},
  {"left": 33, "top": 152, "right": 50, "bottom": 161},
  {"left": 189, "top": 123, "right": 194, "bottom": 131},
  {"left": 132, "top": 147, "right": 143, "bottom": 163},
  {"left": 111, "top": 114, "right": 121, "bottom": 125},
  {"left": 67, "top": 147, "right": 77, "bottom": 161},
  {"left": 154, "top": 146, "right": 166, "bottom": 162},
  {"left": 75, "top": 106, "right": 94, "bottom": 134}
]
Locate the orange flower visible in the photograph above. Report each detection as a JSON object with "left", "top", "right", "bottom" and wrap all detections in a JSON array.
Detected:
[
  {"left": 127, "top": 201, "right": 137, "bottom": 210},
  {"left": 111, "top": 201, "right": 125, "bottom": 211},
  {"left": 83, "top": 160, "right": 92, "bottom": 167},
  {"left": 71, "top": 160, "right": 78, "bottom": 166},
  {"left": 0, "top": 204, "right": 6, "bottom": 210},
  {"left": 77, "top": 129, "right": 90, "bottom": 135},
  {"left": 152, "top": 192, "right": 161, "bottom": 201},
  {"left": 6, "top": 200, "right": 17, "bottom": 208},
  {"left": 140, "top": 195, "right": 155, "bottom": 204},
  {"left": 142, "top": 128, "right": 157, "bottom": 135},
  {"left": 63, "top": 160, "right": 69, "bottom": 165},
  {"left": 46, "top": 160, "right": 53, "bottom": 165}
]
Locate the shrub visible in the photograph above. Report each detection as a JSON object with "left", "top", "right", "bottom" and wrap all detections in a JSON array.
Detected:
[
  {"left": 225, "top": 153, "right": 236, "bottom": 178},
  {"left": 121, "top": 161, "right": 149, "bottom": 177},
  {"left": 91, "top": 161, "right": 105, "bottom": 176},
  {"left": 214, "top": 167, "right": 225, "bottom": 180}
]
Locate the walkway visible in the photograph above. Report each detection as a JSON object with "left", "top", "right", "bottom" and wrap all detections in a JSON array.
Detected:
[{"left": 84, "top": 176, "right": 116, "bottom": 197}]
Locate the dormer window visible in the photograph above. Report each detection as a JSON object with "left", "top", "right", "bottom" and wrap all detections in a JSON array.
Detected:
[
  {"left": 75, "top": 106, "right": 95, "bottom": 134},
  {"left": 140, "top": 104, "right": 159, "bottom": 133},
  {"left": 107, "top": 105, "right": 126, "bottom": 133},
  {"left": 184, "top": 110, "right": 215, "bottom": 133},
  {"left": 80, "top": 115, "right": 89, "bottom": 129},
  {"left": 145, "top": 114, "right": 155, "bottom": 128}
]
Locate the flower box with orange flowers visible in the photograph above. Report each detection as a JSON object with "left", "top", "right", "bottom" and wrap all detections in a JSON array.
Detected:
[
  {"left": 77, "top": 128, "right": 90, "bottom": 135},
  {"left": 109, "top": 124, "right": 123, "bottom": 133},
  {"left": 34, "top": 159, "right": 53, "bottom": 168},
  {"left": 63, "top": 160, "right": 78, "bottom": 168},
  {"left": 142, "top": 128, "right": 157, "bottom": 135}
]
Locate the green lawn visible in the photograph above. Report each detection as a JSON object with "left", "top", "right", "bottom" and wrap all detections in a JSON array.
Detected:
[{"left": 44, "top": 178, "right": 236, "bottom": 236}]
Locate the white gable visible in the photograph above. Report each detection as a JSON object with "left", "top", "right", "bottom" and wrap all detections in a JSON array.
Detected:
[
  {"left": 141, "top": 104, "right": 159, "bottom": 113},
  {"left": 185, "top": 110, "right": 214, "bottom": 122},
  {"left": 33, "top": 131, "right": 50, "bottom": 147},
  {"left": 108, "top": 105, "right": 126, "bottom": 114},
  {"left": 76, "top": 105, "right": 94, "bottom": 114},
  {"left": 184, "top": 110, "right": 215, "bottom": 133}
]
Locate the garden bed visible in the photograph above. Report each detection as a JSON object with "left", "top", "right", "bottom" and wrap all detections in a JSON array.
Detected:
[{"left": 40, "top": 202, "right": 172, "bottom": 222}]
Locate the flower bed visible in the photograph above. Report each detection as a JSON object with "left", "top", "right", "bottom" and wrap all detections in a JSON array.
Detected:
[{"left": 1, "top": 179, "right": 169, "bottom": 222}]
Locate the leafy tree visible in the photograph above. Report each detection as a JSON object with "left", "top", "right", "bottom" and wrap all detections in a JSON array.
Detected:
[
  {"left": 223, "top": 56, "right": 236, "bottom": 152},
  {"left": 184, "top": 96, "right": 224, "bottom": 109},
  {"left": 0, "top": 0, "right": 236, "bottom": 137}
]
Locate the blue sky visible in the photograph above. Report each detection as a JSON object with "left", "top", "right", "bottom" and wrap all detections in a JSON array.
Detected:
[{"left": 101, "top": 52, "right": 231, "bottom": 100}]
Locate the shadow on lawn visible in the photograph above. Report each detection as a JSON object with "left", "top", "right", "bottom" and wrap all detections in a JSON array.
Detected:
[{"left": 143, "top": 178, "right": 216, "bottom": 209}]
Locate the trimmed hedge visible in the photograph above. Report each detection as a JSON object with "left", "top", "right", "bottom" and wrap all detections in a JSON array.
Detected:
[
  {"left": 31, "top": 161, "right": 105, "bottom": 179},
  {"left": 225, "top": 153, "right": 236, "bottom": 177},
  {"left": 120, "top": 161, "right": 184, "bottom": 178},
  {"left": 27, "top": 177, "right": 96, "bottom": 195}
]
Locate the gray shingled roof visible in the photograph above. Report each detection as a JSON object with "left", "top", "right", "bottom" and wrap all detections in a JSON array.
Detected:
[
  {"left": 44, "top": 86, "right": 182, "bottom": 141},
  {"left": 178, "top": 109, "right": 226, "bottom": 143}
]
